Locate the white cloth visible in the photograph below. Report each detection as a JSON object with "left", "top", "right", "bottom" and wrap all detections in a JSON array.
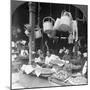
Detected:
[
  {"left": 12, "top": 54, "right": 17, "bottom": 61},
  {"left": 34, "top": 65, "right": 42, "bottom": 77},
  {"left": 68, "top": 33, "right": 73, "bottom": 44},
  {"left": 82, "top": 61, "right": 87, "bottom": 75},
  {"left": 21, "top": 40, "right": 26, "bottom": 45},
  {"left": 12, "top": 41, "right": 16, "bottom": 47},
  {"left": 21, "top": 65, "right": 34, "bottom": 74},
  {"left": 21, "top": 64, "right": 27, "bottom": 71},
  {"left": 72, "top": 20, "right": 78, "bottom": 41},
  {"left": 35, "top": 57, "right": 41, "bottom": 63}
]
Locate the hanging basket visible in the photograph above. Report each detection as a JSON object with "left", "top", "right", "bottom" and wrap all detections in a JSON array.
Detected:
[
  {"left": 34, "top": 27, "right": 42, "bottom": 39},
  {"left": 43, "top": 16, "right": 55, "bottom": 34}
]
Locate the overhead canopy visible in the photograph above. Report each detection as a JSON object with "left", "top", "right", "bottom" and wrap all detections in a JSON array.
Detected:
[{"left": 11, "top": 1, "right": 87, "bottom": 20}]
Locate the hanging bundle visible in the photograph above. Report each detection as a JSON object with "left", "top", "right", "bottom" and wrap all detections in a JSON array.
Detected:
[
  {"left": 53, "top": 11, "right": 73, "bottom": 32},
  {"left": 34, "top": 3, "right": 42, "bottom": 39},
  {"left": 68, "top": 33, "right": 74, "bottom": 44}
]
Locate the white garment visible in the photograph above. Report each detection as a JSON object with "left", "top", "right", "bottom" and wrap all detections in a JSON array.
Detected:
[
  {"left": 20, "top": 50, "right": 28, "bottom": 56},
  {"left": 45, "top": 54, "right": 60, "bottom": 65},
  {"left": 12, "top": 54, "right": 17, "bottom": 61},
  {"left": 21, "top": 64, "right": 27, "bottom": 71},
  {"left": 24, "top": 65, "right": 34, "bottom": 74}
]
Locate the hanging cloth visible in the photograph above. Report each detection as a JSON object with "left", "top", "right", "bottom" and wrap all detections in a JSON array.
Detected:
[
  {"left": 68, "top": 33, "right": 73, "bottom": 44},
  {"left": 71, "top": 20, "right": 78, "bottom": 41}
]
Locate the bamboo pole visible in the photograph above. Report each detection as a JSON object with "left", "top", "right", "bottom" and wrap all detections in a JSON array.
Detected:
[{"left": 28, "top": 2, "right": 36, "bottom": 64}]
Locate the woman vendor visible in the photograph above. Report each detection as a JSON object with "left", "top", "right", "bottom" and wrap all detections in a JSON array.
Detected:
[{"left": 45, "top": 50, "right": 60, "bottom": 67}]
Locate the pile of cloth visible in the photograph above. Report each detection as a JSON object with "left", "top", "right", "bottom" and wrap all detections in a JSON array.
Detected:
[{"left": 21, "top": 64, "right": 54, "bottom": 77}]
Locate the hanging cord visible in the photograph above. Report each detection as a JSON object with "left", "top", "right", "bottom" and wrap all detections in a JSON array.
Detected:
[
  {"left": 50, "top": 3, "right": 52, "bottom": 17},
  {"left": 69, "top": 5, "right": 70, "bottom": 12},
  {"left": 37, "top": 3, "right": 44, "bottom": 51},
  {"left": 37, "top": 2, "right": 40, "bottom": 26}
]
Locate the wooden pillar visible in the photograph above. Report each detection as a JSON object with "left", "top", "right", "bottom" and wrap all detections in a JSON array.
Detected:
[{"left": 28, "top": 2, "right": 36, "bottom": 64}]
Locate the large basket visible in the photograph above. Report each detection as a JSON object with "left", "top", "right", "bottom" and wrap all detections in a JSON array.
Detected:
[{"left": 43, "top": 16, "right": 55, "bottom": 34}]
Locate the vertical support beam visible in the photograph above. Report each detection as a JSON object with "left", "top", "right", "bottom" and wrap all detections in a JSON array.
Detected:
[{"left": 28, "top": 2, "right": 36, "bottom": 64}]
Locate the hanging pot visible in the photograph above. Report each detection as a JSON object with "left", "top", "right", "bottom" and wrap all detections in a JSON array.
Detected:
[
  {"left": 43, "top": 16, "right": 55, "bottom": 34},
  {"left": 53, "top": 11, "right": 72, "bottom": 32},
  {"left": 34, "top": 27, "right": 42, "bottom": 39}
]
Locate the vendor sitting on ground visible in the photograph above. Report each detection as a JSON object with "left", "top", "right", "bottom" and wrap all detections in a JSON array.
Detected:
[
  {"left": 45, "top": 50, "right": 60, "bottom": 68},
  {"left": 35, "top": 49, "right": 45, "bottom": 66},
  {"left": 62, "top": 49, "right": 71, "bottom": 61},
  {"left": 70, "top": 51, "right": 82, "bottom": 65}
]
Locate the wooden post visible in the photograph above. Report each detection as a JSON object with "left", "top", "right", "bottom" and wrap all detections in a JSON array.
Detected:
[{"left": 28, "top": 2, "right": 36, "bottom": 64}]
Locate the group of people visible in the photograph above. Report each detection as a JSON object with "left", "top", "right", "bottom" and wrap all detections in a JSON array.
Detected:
[
  {"left": 12, "top": 38, "right": 88, "bottom": 78},
  {"left": 31, "top": 40, "right": 87, "bottom": 78}
]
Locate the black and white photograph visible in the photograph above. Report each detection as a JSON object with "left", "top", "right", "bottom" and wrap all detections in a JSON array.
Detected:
[{"left": 11, "top": 0, "right": 88, "bottom": 89}]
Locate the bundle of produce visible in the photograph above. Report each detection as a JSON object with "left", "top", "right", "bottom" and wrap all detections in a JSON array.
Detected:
[
  {"left": 63, "top": 63, "right": 81, "bottom": 72},
  {"left": 52, "top": 70, "right": 70, "bottom": 81},
  {"left": 50, "top": 59, "right": 65, "bottom": 67}
]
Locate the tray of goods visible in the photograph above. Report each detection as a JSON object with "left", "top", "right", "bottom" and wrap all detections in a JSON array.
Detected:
[
  {"left": 50, "top": 60, "right": 65, "bottom": 67},
  {"left": 68, "top": 76, "right": 87, "bottom": 85},
  {"left": 32, "top": 68, "right": 54, "bottom": 78},
  {"left": 51, "top": 70, "right": 71, "bottom": 81},
  {"left": 41, "top": 68, "right": 54, "bottom": 75},
  {"left": 64, "top": 63, "right": 81, "bottom": 71}
]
